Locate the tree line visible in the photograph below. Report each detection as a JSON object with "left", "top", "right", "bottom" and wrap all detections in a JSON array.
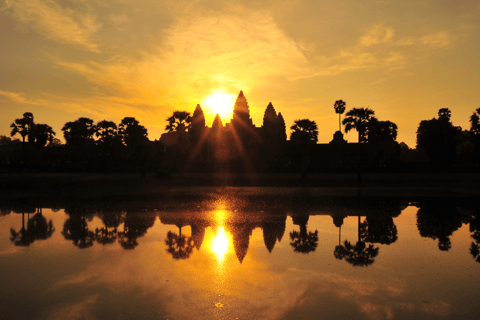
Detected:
[{"left": 2, "top": 92, "right": 480, "bottom": 173}]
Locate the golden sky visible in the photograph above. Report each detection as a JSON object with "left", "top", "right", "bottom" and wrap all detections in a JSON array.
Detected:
[{"left": 1, "top": 0, "right": 479, "bottom": 146}]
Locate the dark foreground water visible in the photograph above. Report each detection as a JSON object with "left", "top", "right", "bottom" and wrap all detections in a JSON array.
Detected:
[{"left": 1, "top": 192, "right": 479, "bottom": 320}]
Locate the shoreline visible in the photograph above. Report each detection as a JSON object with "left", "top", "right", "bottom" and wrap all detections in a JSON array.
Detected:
[{"left": 1, "top": 172, "right": 479, "bottom": 200}]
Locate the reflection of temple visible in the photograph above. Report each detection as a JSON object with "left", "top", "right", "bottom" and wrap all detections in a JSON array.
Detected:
[
  {"left": 262, "top": 216, "right": 287, "bottom": 253},
  {"left": 159, "top": 212, "right": 288, "bottom": 263}
]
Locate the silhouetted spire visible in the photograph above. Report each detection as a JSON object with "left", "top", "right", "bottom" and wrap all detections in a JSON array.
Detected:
[
  {"left": 190, "top": 104, "right": 206, "bottom": 145},
  {"left": 263, "top": 102, "right": 277, "bottom": 128},
  {"left": 276, "top": 112, "right": 287, "bottom": 142},
  {"left": 191, "top": 222, "right": 206, "bottom": 250},
  {"left": 232, "top": 91, "right": 253, "bottom": 127},
  {"left": 212, "top": 113, "right": 223, "bottom": 131}
]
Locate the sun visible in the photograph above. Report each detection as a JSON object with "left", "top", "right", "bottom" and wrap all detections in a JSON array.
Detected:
[{"left": 202, "top": 91, "right": 236, "bottom": 122}]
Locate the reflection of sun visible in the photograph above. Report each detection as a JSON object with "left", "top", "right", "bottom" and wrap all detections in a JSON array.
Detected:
[
  {"left": 211, "top": 226, "right": 229, "bottom": 261},
  {"left": 202, "top": 91, "right": 236, "bottom": 121}
]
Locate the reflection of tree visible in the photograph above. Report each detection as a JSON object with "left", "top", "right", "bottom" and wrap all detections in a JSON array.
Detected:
[
  {"left": 27, "top": 208, "right": 55, "bottom": 241},
  {"left": 165, "top": 229, "right": 195, "bottom": 260},
  {"left": 469, "top": 209, "right": 480, "bottom": 263},
  {"left": 417, "top": 203, "right": 468, "bottom": 251},
  {"left": 335, "top": 240, "right": 379, "bottom": 267},
  {"left": 334, "top": 215, "right": 379, "bottom": 267},
  {"left": 95, "top": 210, "right": 124, "bottom": 245},
  {"left": 289, "top": 215, "right": 318, "bottom": 254},
  {"left": 10, "top": 210, "right": 34, "bottom": 247},
  {"left": 10, "top": 207, "right": 53, "bottom": 247},
  {"left": 360, "top": 216, "right": 398, "bottom": 245},
  {"left": 62, "top": 213, "right": 95, "bottom": 249},
  {"left": 118, "top": 210, "right": 156, "bottom": 249}
]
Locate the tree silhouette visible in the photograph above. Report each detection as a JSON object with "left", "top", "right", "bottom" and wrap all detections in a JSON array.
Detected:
[
  {"left": 26, "top": 209, "right": 55, "bottom": 241},
  {"left": 119, "top": 117, "right": 149, "bottom": 147},
  {"left": 366, "top": 119, "right": 397, "bottom": 143},
  {"left": 290, "top": 119, "right": 319, "bottom": 144},
  {"left": 289, "top": 215, "right": 319, "bottom": 254},
  {"left": 416, "top": 202, "right": 468, "bottom": 251},
  {"left": 164, "top": 111, "right": 191, "bottom": 175},
  {"left": 360, "top": 216, "right": 398, "bottom": 245},
  {"left": 333, "top": 100, "right": 346, "bottom": 133},
  {"left": 95, "top": 210, "right": 124, "bottom": 246},
  {"left": 118, "top": 210, "right": 156, "bottom": 249},
  {"left": 30, "top": 123, "right": 56, "bottom": 148},
  {"left": 416, "top": 108, "right": 461, "bottom": 164},
  {"left": 10, "top": 112, "right": 34, "bottom": 143},
  {"left": 469, "top": 208, "right": 480, "bottom": 263},
  {"left": 96, "top": 120, "right": 120, "bottom": 146},
  {"left": 165, "top": 111, "right": 192, "bottom": 133},
  {"left": 10, "top": 209, "right": 35, "bottom": 247},
  {"left": 334, "top": 214, "right": 379, "bottom": 267},
  {"left": 62, "top": 213, "right": 95, "bottom": 249},
  {"left": 62, "top": 117, "right": 97, "bottom": 146},
  {"left": 343, "top": 107, "right": 375, "bottom": 183},
  {"left": 343, "top": 108, "right": 375, "bottom": 143},
  {"left": 165, "top": 228, "right": 195, "bottom": 260},
  {"left": 290, "top": 119, "right": 318, "bottom": 178},
  {"left": 335, "top": 240, "right": 379, "bottom": 267},
  {"left": 470, "top": 108, "right": 480, "bottom": 135},
  {"left": 438, "top": 108, "right": 452, "bottom": 121}
]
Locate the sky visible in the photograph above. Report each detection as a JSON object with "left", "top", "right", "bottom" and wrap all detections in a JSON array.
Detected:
[{"left": 1, "top": 0, "right": 479, "bottom": 147}]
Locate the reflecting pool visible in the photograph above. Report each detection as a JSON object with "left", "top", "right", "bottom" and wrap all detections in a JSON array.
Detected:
[{"left": 1, "top": 194, "right": 479, "bottom": 320}]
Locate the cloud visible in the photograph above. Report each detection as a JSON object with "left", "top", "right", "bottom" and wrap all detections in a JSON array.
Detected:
[
  {"left": 45, "top": 9, "right": 309, "bottom": 120},
  {"left": 0, "top": 90, "right": 39, "bottom": 105},
  {"left": 421, "top": 31, "right": 451, "bottom": 48},
  {"left": 0, "top": 90, "right": 27, "bottom": 103},
  {"left": 359, "top": 24, "right": 395, "bottom": 47},
  {"left": 2, "top": 0, "right": 101, "bottom": 52}
]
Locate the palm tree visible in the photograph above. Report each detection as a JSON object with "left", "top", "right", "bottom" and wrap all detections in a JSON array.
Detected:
[
  {"left": 10, "top": 112, "right": 35, "bottom": 143},
  {"left": 165, "top": 111, "right": 192, "bottom": 176},
  {"left": 289, "top": 215, "right": 319, "bottom": 254},
  {"left": 334, "top": 215, "right": 379, "bottom": 267},
  {"left": 342, "top": 107, "right": 375, "bottom": 183},
  {"left": 343, "top": 108, "right": 375, "bottom": 143},
  {"left": 333, "top": 100, "right": 346, "bottom": 133},
  {"left": 165, "top": 224, "right": 195, "bottom": 260}
]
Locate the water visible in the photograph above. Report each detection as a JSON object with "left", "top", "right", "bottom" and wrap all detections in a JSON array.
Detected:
[{"left": 1, "top": 193, "right": 479, "bottom": 320}]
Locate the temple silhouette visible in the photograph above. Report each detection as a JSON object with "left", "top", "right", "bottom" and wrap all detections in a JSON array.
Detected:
[{"left": 159, "top": 91, "right": 399, "bottom": 174}]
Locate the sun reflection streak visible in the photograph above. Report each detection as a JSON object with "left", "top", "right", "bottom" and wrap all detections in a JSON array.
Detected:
[{"left": 211, "top": 227, "right": 229, "bottom": 261}]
